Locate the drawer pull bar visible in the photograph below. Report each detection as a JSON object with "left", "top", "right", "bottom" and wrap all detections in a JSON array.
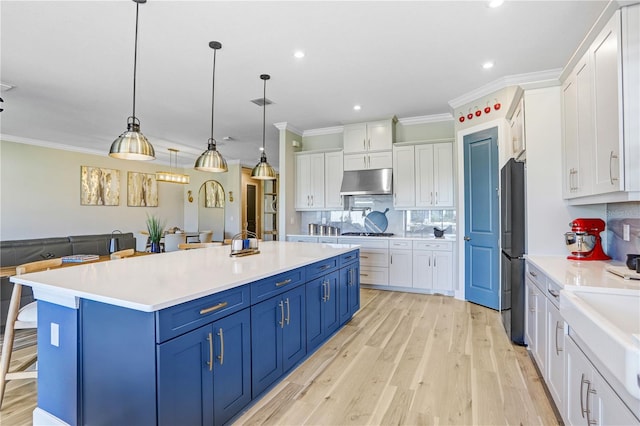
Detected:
[
  {"left": 344, "top": 255, "right": 355, "bottom": 260},
  {"left": 360, "top": 273, "right": 369, "bottom": 277},
  {"left": 276, "top": 278, "right": 293, "bottom": 287},
  {"left": 217, "top": 328, "right": 224, "bottom": 365},
  {"left": 361, "top": 255, "right": 369, "bottom": 259},
  {"left": 320, "top": 264, "right": 332, "bottom": 270},
  {"left": 207, "top": 332, "right": 213, "bottom": 371},
  {"left": 278, "top": 300, "right": 285, "bottom": 328},
  {"left": 548, "top": 289, "right": 560, "bottom": 298},
  {"left": 285, "top": 298, "right": 290, "bottom": 325},
  {"left": 529, "top": 271, "right": 537, "bottom": 277},
  {"left": 200, "top": 301, "right": 228, "bottom": 315}
]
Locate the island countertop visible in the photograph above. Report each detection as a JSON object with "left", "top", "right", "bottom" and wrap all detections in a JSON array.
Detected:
[{"left": 10, "top": 241, "right": 359, "bottom": 312}]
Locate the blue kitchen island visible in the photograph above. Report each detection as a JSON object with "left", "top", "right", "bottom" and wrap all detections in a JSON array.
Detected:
[{"left": 11, "top": 242, "right": 360, "bottom": 425}]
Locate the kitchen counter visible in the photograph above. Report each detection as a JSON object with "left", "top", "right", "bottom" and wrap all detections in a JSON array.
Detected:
[
  {"left": 287, "top": 234, "right": 457, "bottom": 241},
  {"left": 11, "top": 241, "right": 358, "bottom": 312},
  {"left": 526, "top": 255, "right": 640, "bottom": 294}
]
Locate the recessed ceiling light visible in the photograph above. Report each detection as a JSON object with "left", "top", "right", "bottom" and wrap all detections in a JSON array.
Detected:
[
  {"left": 353, "top": 105, "right": 361, "bottom": 111},
  {"left": 488, "top": 0, "right": 504, "bottom": 8},
  {"left": 483, "top": 61, "right": 495, "bottom": 69},
  {"left": 294, "top": 50, "right": 305, "bottom": 59}
]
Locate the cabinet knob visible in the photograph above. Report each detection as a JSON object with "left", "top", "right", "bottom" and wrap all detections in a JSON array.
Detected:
[{"left": 463, "top": 236, "right": 471, "bottom": 241}]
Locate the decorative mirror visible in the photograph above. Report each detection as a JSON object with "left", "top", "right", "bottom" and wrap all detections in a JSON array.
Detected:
[{"left": 198, "top": 180, "right": 225, "bottom": 241}]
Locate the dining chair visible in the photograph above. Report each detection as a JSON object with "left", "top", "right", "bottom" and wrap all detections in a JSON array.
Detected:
[
  {"left": 178, "top": 242, "right": 222, "bottom": 250},
  {"left": 135, "top": 231, "right": 150, "bottom": 252},
  {"left": 199, "top": 230, "right": 213, "bottom": 243},
  {"left": 110, "top": 248, "right": 135, "bottom": 259},
  {"left": 163, "top": 233, "right": 186, "bottom": 252},
  {"left": 0, "top": 257, "right": 62, "bottom": 408}
]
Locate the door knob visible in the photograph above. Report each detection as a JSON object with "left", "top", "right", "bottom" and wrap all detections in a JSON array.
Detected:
[{"left": 464, "top": 236, "right": 471, "bottom": 241}]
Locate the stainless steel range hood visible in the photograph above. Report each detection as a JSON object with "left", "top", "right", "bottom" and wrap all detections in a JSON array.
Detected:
[{"left": 340, "top": 168, "right": 393, "bottom": 196}]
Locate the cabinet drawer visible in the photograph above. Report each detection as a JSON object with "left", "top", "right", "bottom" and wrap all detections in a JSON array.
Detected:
[
  {"left": 339, "top": 250, "right": 359, "bottom": 266},
  {"left": 318, "top": 237, "right": 338, "bottom": 244},
  {"left": 155, "top": 285, "right": 250, "bottom": 343},
  {"left": 413, "top": 240, "right": 453, "bottom": 251},
  {"left": 305, "top": 256, "right": 339, "bottom": 281},
  {"left": 339, "top": 238, "right": 389, "bottom": 249},
  {"left": 287, "top": 236, "right": 318, "bottom": 243},
  {"left": 251, "top": 267, "right": 306, "bottom": 304},
  {"left": 526, "top": 262, "right": 547, "bottom": 292},
  {"left": 389, "top": 239, "right": 412, "bottom": 250},
  {"left": 359, "top": 249, "right": 389, "bottom": 267},
  {"left": 359, "top": 266, "right": 389, "bottom": 285}
]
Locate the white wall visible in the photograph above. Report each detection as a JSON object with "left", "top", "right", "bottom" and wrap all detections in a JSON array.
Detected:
[
  {"left": 523, "top": 87, "right": 605, "bottom": 256},
  {"left": 0, "top": 139, "right": 244, "bottom": 240}
]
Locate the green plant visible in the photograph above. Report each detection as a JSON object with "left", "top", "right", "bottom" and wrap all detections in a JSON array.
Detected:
[{"left": 146, "top": 213, "right": 164, "bottom": 243}]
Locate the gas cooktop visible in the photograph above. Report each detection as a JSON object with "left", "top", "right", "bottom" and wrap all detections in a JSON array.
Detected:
[{"left": 341, "top": 232, "right": 395, "bottom": 237}]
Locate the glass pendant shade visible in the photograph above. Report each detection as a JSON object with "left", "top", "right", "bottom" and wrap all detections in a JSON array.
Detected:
[
  {"left": 251, "top": 152, "right": 276, "bottom": 180},
  {"left": 194, "top": 139, "right": 228, "bottom": 173},
  {"left": 251, "top": 74, "right": 277, "bottom": 180},
  {"left": 195, "top": 41, "right": 227, "bottom": 173},
  {"left": 109, "top": 118, "right": 155, "bottom": 160},
  {"left": 109, "top": 0, "right": 155, "bottom": 161}
]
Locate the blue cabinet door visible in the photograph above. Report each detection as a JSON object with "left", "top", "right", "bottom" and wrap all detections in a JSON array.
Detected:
[
  {"left": 306, "top": 270, "right": 340, "bottom": 351},
  {"left": 282, "top": 285, "right": 306, "bottom": 372},
  {"left": 348, "top": 263, "right": 360, "bottom": 316},
  {"left": 212, "top": 308, "right": 251, "bottom": 426},
  {"left": 251, "top": 296, "right": 284, "bottom": 397},
  {"left": 157, "top": 324, "right": 214, "bottom": 426},
  {"left": 323, "top": 270, "right": 340, "bottom": 335},
  {"left": 339, "top": 266, "right": 350, "bottom": 325}
]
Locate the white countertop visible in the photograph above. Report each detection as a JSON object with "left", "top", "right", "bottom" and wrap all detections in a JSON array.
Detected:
[
  {"left": 11, "top": 242, "right": 359, "bottom": 312},
  {"left": 526, "top": 255, "right": 640, "bottom": 294},
  {"left": 287, "top": 234, "right": 457, "bottom": 241}
]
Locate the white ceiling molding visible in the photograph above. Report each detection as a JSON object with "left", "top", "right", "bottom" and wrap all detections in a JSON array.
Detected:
[
  {"left": 397, "top": 113, "right": 454, "bottom": 126},
  {"left": 1, "top": 134, "right": 108, "bottom": 158},
  {"left": 302, "top": 126, "right": 344, "bottom": 137},
  {"left": 273, "top": 122, "right": 302, "bottom": 136},
  {"left": 448, "top": 68, "right": 562, "bottom": 110}
]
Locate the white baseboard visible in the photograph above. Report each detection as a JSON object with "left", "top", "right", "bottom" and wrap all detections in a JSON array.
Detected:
[{"left": 33, "top": 407, "right": 69, "bottom": 426}]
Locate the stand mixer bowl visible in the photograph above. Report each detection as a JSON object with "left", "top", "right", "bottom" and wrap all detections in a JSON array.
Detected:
[{"left": 564, "top": 232, "right": 596, "bottom": 254}]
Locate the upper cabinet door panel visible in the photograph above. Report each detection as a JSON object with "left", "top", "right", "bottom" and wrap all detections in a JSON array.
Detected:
[
  {"left": 367, "top": 120, "right": 394, "bottom": 152},
  {"left": 433, "top": 143, "right": 454, "bottom": 207},
  {"left": 343, "top": 123, "right": 368, "bottom": 154}
]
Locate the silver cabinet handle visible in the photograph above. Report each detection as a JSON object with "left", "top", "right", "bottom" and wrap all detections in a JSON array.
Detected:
[
  {"left": 363, "top": 155, "right": 366, "bottom": 168},
  {"left": 321, "top": 281, "right": 327, "bottom": 302},
  {"left": 435, "top": 192, "right": 438, "bottom": 205},
  {"left": 555, "top": 321, "right": 562, "bottom": 356},
  {"left": 609, "top": 150, "right": 619, "bottom": 185},
  {"left": 361, "top": 255, "right": 369, "bottom": 259},
  {"left": 363, "top": 138, "right": 366, "bottom": 150},
  {"left": 207, "top": 332, "right": 213, "bottom": 371},
  {"left": 430, "top": 191, "right": 433, "bottom": 204},
  {"left": 217, "top": 328, "right": 224, "bottom": 365},
  {"left": 390, "top": 254, "right": 393, "bottom": 264},
  {"left": 285, "top": 298, "right": 290, "bottom": 325},
  {"left": 548, "top": 288, "right": 559, "bottom": 298},
  {"left": 529, "top": 271, "right": 537, "bottom": 277},
  {"left": 463, "top": 236, "right": 471, "bottom": 241},
  {"left": 586, "top": 380, "right": 596, "bottom": 425},
  {"left": 278, "top": 300, "right": 285, "bottom": 328},
  {"left": 434, "top": 256, "right": 436, "bottom": 267},
  {"left": 276, "top": 278, "right": 292, "bottom": 287},
  {"left": 368, "top": 138, "right": 371, "bottom": 150},
  {"left": 581, "top": 374, "right": 588, "bottom": 418},
  {"left": 200, "top": 301, "right": 228, "bottom": 315},
  {"left": 428, "top": 256, "right": 431, "bottom": 267},
  {"left": 310, "top": 195, "right": 314, "bottom": 206}
]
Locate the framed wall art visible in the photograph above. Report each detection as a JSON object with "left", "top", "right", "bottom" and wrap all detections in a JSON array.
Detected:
[
  {"left": 127, "top": 172, "right": 158, "bottom": 207},
  {"left": 80, "top": 166, "right": 120, "bottom": 206}
]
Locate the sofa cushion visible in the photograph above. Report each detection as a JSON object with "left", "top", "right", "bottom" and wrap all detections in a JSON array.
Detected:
[{"left": 0, "top": 237, "right": 73, "bottom": 267}]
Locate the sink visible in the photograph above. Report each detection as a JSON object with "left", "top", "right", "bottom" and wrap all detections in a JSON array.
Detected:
[{"left": 561, "top": 289, "right": 640, "bottom": 399}]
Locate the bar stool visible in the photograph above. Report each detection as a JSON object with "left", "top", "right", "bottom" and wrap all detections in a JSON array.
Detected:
[
  {"left": 178, "top": 242, "right": 222, "bottom": 250},
  {"left": 110, "top": 248, "right": 135, "bottom": 259},
  {"left": 0, "top": 258, "right": 62, "bottom": 408}
]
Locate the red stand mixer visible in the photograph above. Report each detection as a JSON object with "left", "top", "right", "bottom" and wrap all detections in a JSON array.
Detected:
[{"left": 564, "top": 218, "right": 611, "bottom": 261}]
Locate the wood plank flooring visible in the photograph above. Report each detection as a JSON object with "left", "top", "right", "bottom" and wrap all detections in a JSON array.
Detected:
[{"left": 0, "top": 289, "right": 559, "bottom": 426}]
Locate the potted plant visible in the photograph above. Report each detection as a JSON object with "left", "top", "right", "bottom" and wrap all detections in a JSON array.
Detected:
[{"left": 146, "top": 213, "right": 164, "bottom": 253}]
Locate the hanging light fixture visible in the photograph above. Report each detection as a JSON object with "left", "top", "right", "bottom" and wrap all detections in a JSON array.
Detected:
[
  {"left": 109, "top": 0, "right": 155, "bottom": 161},
  {"left": 194, "top": 41, "right": 228, "bottom": 173},
  {"left": 156, "top": 149, "right": 190, "bottom": 184},
  {"left": 251, "top": 74, "right": 276, "bottom": 180}
]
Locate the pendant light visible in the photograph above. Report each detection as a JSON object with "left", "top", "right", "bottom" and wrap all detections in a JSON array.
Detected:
[
  {"left": 156, "top": 149, "right": 190, "bottom": 184},
  {"left": 194, "top": 41, "right": 228, "bottom": 172},
  {"left": 109, "top": 0, "right": 155, "bottom": 161},
  {"left": 251, "top": 74, "right": 276, "bottom": 180}
]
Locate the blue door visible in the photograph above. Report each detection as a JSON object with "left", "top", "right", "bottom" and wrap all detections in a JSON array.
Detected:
[
  {"left": 464, "top": 127, "right": 500, "bottom": 310},
  {"left": 281, "top": 286, "right": 307, "bottom": 372}
]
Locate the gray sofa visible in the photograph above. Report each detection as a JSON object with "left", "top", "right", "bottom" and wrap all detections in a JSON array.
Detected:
[{"left": 0, "top": 232, "right": 136, "bottom": 328}]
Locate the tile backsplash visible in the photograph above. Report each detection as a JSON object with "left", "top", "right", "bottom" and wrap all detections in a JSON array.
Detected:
[
  {"left": 299, "top": 195, "right": 456, "bottom": 237},
  {"left": 605, "top": 202, "right": 640, "bottom": 262}
]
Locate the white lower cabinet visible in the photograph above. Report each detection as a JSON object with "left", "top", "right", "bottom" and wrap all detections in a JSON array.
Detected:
[
  {"left": 565, "top": 335, "right": 639, "bottom": 425},
  {"left": 412, "top": 240, "right": 453, "bottom": 293},
  {"left": 339, "top": 238, "right": 389, "bottom": 286},
  {"left": 389, "top": 240, "right": 412, "bottom": 287}
]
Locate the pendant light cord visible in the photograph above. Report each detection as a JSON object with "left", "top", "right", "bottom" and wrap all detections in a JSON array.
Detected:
[
  {"left": 262, "top": 78, "right": 266, "bottom": 152},
  {"left": 210, "top": 47, "right": 217, "bottom": 144},
  {"left": 132, "top": 0, "right": 140, "bottom": 121}
]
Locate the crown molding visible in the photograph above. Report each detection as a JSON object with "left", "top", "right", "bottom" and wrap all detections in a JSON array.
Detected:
[
  {"left": 1, "top": 133, "right": 109, "bottom": 157},
  {"left": 273, "top": 122, "right": 302, "bottom": 136},
  {"left": 302, "top": 126, "right": 344, "bottom": 137},
  {"left": 448, "top": 68, "right": 562, "bottom": 110},
  {"left": 397, "top": 113, "right": 454, "bottom": 126}
]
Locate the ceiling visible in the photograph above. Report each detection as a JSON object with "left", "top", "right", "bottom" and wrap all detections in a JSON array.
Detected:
[{"left": 1, "top": 1, "right": 609, "bottom": 169}]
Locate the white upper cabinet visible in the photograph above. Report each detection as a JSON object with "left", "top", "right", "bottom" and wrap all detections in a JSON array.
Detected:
[
  {"left": 343, "top": 119, "right": 395, "bottom": 154},
  {"left": 393, "top": 142, "right": 454, "bottom": 209},
  {"left": 324, "top": 151, "right": 344, "bottom": 209},
  {"left": 561, "top": 6, "right": 640, "bottom": 204},
  {"left": 343, "top": 151, "right": 393, "bottom": 171},
  {"left": 295, "top": 152, "right": 325, "bottom": 210}
]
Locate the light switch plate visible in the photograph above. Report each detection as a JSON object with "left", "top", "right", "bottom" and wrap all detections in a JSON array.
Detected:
[{"left": 51, "top": 322, "right": 59, "bottom": 347}]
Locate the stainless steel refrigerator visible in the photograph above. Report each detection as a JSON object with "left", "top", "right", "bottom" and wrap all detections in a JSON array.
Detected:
[{"left": 500, "top": 158, "right": 526, "bottom": 345}]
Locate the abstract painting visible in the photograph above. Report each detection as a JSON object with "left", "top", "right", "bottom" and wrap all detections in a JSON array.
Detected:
[
  {"left": 127, "top": 172, "right": 158, "bottom": 207},
  {"left": 204, "top": 180, "right": 225, "bottom": 208},
  {"left": 80, "top": 166, "right": 120, "bottom": 206}
]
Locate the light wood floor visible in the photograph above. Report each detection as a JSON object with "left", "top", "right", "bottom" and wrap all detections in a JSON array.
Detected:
[{"left": 0, "top": 289, "right": 559, "bottom": 426}]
